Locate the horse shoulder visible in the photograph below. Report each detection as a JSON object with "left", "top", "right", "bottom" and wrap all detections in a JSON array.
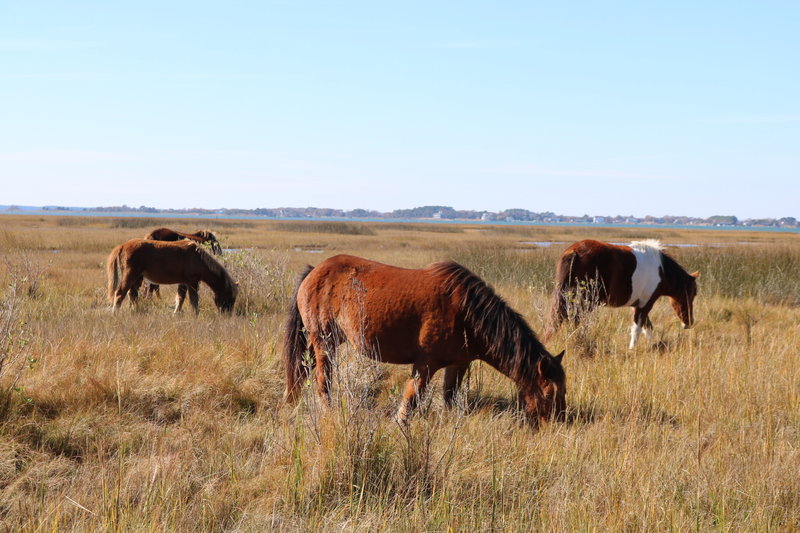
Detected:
[{"left": 625, "top": 249, "right": 662, "bottom": 307}]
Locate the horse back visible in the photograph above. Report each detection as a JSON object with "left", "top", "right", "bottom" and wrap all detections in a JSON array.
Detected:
[
  {"left": 120, "top": 239, "right": 204, "bottom": 285},
  {"left": 557, "top": 240, "right": 637, "bottom": 307},
  {"left": 144, "top": 228, "right": 182, "bottom": 241},
  {"left": 296, "top": 255, "right": 466, "bottom": 365}
]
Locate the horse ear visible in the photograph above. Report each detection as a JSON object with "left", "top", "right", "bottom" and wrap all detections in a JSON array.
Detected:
[
  {"left": 554, "top": 350, "right": 565, "bottom": 364},
  {"left": 690, "top": 271, "right": 699, "bottom": 279}
]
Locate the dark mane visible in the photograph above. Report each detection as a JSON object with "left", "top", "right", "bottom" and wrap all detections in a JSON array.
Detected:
[
  {"left": 428, "top": 261, "right": 552, "bottom": 382},
  {"left": 193, "top": 230, "right": 217, "bottom": 241},
  {"left": 196, "top": 245, "right": 235, "bottom": 294},
  {"left": 660, "top": 252, "right": 695, "bottom": 294}
]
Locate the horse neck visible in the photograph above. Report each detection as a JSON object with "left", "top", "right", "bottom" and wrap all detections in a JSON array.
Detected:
[
  {"left": 435, "top": 260, "right": 547, "bottom": 391},
  {"left": 199, "top": 258, "right": 231, "bottom": 296},
  {"left": 476, "top": 333, "right": 545, "bottom": 392},
  {"left": 183, "top": 234, "right": 205, "bottom": 244},
  {"left": 658, "top": 254, "right": 690, "bottom": 298}
]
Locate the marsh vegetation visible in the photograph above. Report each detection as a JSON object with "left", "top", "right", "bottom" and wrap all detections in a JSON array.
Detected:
[{"left": 0, "top": 215, "right": 798, "bottom": 531}]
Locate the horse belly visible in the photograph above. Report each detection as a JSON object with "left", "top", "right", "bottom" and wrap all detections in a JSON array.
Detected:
[
  {"left": 625, "top": 249, "right": 661, "bottom": 306},
  {"left": 340, "top": 311, "right": 422, "bottom": 365},
  {"left": 141, "top": 264, "right": 191, "bottom": 285},
  {"left": 339, "top": 298, "right": 456, "bottom": 367}
]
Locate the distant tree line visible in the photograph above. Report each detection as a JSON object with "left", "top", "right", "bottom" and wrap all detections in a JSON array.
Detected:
[{"left": 28, "top": 204, "right": 798, "bottom": 228}]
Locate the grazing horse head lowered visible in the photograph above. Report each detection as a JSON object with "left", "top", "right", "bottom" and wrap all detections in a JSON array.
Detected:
[
  {"left": 141, "top": 227, "right": 224, "bottom": 298},
  {"left": 546, "top": 239, "right": 698, "bottom": 349},
  {"left": 283, "top": 254, "right": 566, "bottom": 425},
  {"left": 106, "top": 239, "right": 237, "bottom": 314}
]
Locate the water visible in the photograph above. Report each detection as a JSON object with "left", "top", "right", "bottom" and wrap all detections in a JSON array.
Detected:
[{"left": 1, "top": 206, "right": 798, "bottom": 234}]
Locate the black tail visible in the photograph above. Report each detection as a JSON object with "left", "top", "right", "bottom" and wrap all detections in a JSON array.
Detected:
[
  {"left": 545, "top": 251, "right": 575, "bottom": 340},
  {"left": 282, "top": 265, "right": 315, "bottom": 403}
]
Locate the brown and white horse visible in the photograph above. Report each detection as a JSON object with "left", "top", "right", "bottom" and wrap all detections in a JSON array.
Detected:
[
  {"left": 547, "top": 239, "right": 698, "bottom": 348},
  {"left": 283, "top": 254, "right": 566, "bottom": 425},
  {"left": 106, "top": 239, "right": 237, "bottom": 314}
]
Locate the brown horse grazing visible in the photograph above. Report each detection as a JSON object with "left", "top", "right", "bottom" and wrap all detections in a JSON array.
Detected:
[
  {"left": 546, "top": 239, "right": 699, "bottom": 348},
  {"left": 106, "top": 239, "right": 237, "bottom": 314},
  {"left": 283, "top": 254, "right": 566, "bottom": 425},
  {"left": 142, "top": 227, "right": 223, "bottom": 298},
  {"left": 144, "top": 227, "right": 222, "bottom": 255}
]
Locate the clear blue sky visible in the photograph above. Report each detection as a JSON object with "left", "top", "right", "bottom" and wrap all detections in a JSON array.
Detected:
[{"left": 2, "top": 2, "right": 798, "bottom": 219}]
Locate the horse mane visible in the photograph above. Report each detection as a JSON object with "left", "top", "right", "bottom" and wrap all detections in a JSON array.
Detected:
[
  {"left": 195, "top": 245, "right": 235, "bottom": 295},
  {"left": 193, "top": 230, "right": 218, "bottom": 241},
  {"left": 630, "top": 239, "right": 664, "bottom": 255},
  {"left": 629, "top": 240, "right": 694, "bottom": 294},
  {"left": 427, "top": 261, "right": 554, "bottom": 383},
  {"left": 659, "top": 251, "right": 695, "bottom": 294}
]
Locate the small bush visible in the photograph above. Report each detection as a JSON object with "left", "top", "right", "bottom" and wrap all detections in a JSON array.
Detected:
[{"left": 222, "top": 249, "right": 293, "bottom": 316}]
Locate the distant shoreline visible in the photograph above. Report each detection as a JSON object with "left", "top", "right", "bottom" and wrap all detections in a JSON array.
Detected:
[{"left": 2, "top": 207, "right": 798, "bottom": 234}]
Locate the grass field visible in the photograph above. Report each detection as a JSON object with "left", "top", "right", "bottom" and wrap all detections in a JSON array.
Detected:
[{"left": 1, "top": 215, "right": 799, "bottom": 532}]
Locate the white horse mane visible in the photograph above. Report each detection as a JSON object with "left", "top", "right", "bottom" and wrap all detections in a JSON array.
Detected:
[{"left": 629, "top": 239, "right": 664, "bottom": 254}]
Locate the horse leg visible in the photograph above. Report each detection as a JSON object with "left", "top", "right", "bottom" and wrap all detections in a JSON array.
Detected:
[
  {"left": 309, "top": 334, "right": 333, "bottom": 405},
  {"left": 187, "top": 282, "right": 200, "bottom": 314},
  {"left": 112, "top": 272, "right": 140, "bottom": 312},
  {"left": 143, "top": 281, "right": 161, "bottom": 299},
  {"left": 643, "top": 315, "right": 654, "bottom": 341},
  {"left": 630, "top": 302, "right": 657, "bottom": 348},
  {"left": 443, "top": 363, "right": 470, "bottom": 407},
  {"left": 128, "top": 276, "right": 143, "bottom": 308},
  {"left": 111, "top": 288, "right": 128, "bottom": 313},
  {"left": 174, "top": 285, "right": 187, "bottom": 313},
  {"left": 395, "top": 363, "right": 437, "bottom": 424},
  {"left": 630, "top": 307, "right": 648, "bottom": 348}
]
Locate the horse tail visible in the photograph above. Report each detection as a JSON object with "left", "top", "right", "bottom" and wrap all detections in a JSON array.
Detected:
[
  {"left": 106, "top": 245, "right": 124, "bottom": 302},
  {"left": 282, "top": 264, "right": 315, "bottom": 403},
  {"left": 546, "top": 250, "right": 576, "bottom": 340}
]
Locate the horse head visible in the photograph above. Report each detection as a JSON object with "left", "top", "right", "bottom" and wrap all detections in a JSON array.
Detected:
[
  {"left": 214, "top": 280, "right": 239, "bottom": 314},
  {"left": 669, "top": 271, "right": 699, "bottom": 328},
  {"left": 520, "top": 350, "right": 566, "bottom": 423}
]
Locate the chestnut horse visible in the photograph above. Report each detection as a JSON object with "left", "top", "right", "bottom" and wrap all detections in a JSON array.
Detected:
[
  {"left": 144, "top": 227, "right": 222, "bottom": 255},
  {"left": 283, "top": 254, "right": 566, "bottom": 424},
  {"left": 546, "top": 239, "right": 698, "bottom": 348},
  {"left": 106, "top": 239, "right": 237, "bottom": 314},
  {"left": 142, "top": 227, "right": 222, "bottom": 298}
]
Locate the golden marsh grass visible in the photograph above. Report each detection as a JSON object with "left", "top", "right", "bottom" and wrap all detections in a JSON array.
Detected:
[{"left": 1, "top": 215, "right": 799, "bottom": 531}]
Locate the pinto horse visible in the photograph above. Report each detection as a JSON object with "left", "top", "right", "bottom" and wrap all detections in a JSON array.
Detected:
[
  {"left": 142, "top": 227, "right": 222, "bottom": 298},
  {"left": 283, "top": 254, "right": 566, "bottom": 424},
  {"left": 106, "top": 239, "right": 237, "bottom": 314},
  {"left": 546, "top": 239, "right": 698, "bottom": 348}
]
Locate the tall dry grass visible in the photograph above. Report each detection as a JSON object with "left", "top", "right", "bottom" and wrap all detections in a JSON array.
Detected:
[{"left": 0, "top": 216, "right": 798, "bottom": 531}]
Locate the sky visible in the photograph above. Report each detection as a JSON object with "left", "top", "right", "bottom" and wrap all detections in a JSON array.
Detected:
[{"left": 1, "top": 1, "right": 798, "bottom": 219}]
